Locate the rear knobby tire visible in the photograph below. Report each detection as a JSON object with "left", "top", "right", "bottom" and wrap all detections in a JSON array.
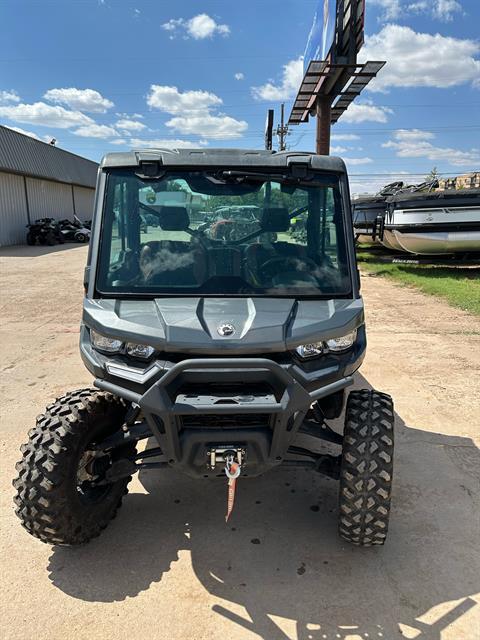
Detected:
[
  {"left": 13, "top": 389, "right": 135, "bottom": 545},
  {"left": 45, "top": 231, "right": 56, "bottom": 246},
  {"left": 338, "top": 389, "right": 394, "bottom": 546}
]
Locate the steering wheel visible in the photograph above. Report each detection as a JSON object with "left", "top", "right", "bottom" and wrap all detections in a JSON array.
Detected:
[{"left": 259, "top": 256, "right": 318, "bottom": 281}]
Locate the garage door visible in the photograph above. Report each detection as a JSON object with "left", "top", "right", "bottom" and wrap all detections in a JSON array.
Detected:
[
  {"left": 26, "top": 178, "right": 74, "bottom": 222},
  {"left": 73, "top": 185, "right": 95, "bottom": 222},
  {"left": 0, "top": 171, "right": 29, "bottom": 246}
]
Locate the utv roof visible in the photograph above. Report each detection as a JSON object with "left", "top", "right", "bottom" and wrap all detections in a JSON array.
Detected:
[{"left": 100, "top": 148, "right": 347, "bottom": 173}]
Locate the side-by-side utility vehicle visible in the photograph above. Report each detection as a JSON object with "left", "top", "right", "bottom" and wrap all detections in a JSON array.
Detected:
[{"left": 14, "top": 149, "right": 394, "bottom": 546}]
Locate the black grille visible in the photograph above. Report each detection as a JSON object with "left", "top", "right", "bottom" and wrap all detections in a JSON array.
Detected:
[{"left": 181, "top": 414, "right": 271, "bottom": 429}]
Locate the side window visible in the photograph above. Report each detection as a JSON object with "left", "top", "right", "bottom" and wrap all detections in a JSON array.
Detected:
[
  {"left": 108, "top": 181, "right": 126, "bottom": 264},
  {"left": 323, "top": 189, "right": 339, "bottom": 263}
]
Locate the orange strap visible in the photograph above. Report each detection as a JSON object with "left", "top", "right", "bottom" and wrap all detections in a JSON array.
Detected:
[{"left": 225, "top": 462, "right": 239, "bottom": 522}]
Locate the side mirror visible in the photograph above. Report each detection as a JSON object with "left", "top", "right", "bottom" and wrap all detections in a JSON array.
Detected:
[
  {"left": 260, "top": 207, "right": 290, "bottom": 232},
  {"left": 158, "top": 206, "right": 190, "bottom": 231}
]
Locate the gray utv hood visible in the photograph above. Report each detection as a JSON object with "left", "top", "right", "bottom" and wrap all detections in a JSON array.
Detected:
[{"left": 83, "top": 297, "right": 364, "bottom": 355}]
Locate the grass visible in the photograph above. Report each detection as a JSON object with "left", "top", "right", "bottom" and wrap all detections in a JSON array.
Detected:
[{"left": 357, "top": 247, "right": 480, "bottom": 316}]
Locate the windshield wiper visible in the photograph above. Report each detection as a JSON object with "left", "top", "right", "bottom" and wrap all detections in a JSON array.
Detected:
[
  {"left": 218, "top": 170, "right": 335, "bottom": 187},
  {"left": 220, "top": 170, "right": 287, "bottom": 182}
]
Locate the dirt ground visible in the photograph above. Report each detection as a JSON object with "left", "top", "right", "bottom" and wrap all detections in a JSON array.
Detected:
[{"left": 1, "top": 243, "right": 479, "bottom": 640}]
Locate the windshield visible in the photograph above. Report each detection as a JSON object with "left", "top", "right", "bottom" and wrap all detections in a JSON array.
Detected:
[{"left": 96, "top": 169, "right": 352, "bottom": 297}]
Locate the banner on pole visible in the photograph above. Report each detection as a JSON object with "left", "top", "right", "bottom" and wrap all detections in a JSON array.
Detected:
[{"left": 304, "top": 0, "right": 337, "bottom": 72}]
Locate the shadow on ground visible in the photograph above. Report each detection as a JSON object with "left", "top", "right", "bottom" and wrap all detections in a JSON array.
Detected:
[
  {"left": 0, "top": 243, "right": 85, "bottom": 258},
  {"left": 47, "top": 374, "right": 480, "bottom": 639}
]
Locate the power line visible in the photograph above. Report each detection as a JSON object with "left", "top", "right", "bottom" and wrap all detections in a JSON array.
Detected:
[
  {"left": 348, "top": 172, "right": 477, "bottom": 176},
  {"left": 0, "top": 53, "right": 300, "bottom": 63},
  {"left": 9, "top": 89, "right": 480, "bottom": 109},
  {"left": 38, "top": 124, "right": 479, "bottom": 141}
]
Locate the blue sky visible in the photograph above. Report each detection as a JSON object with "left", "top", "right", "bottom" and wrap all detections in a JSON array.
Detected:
[{"left": 0, "top": 0, "right": 479, "bottom": 193}]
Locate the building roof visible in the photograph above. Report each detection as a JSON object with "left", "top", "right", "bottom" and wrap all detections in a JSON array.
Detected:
[{"left": 0, "top": 125, "right": 98, "bottom": 188}]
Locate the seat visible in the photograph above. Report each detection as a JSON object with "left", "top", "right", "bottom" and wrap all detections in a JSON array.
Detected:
[
  {"left": 139, "top": 240, "right": 207, "bottom": 286},
  {"left": 244, "top": 241, "right": 311, "bottom": 286}
]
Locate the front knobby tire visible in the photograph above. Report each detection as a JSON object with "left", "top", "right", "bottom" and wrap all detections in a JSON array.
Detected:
[
  {"left": 13, "top": 389, "right": 136, "bottom": 545},
  {"left": 338, "top": 389, "right": 394, "bottom": 546}
]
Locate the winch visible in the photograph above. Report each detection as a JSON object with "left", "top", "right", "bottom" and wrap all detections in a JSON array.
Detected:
[{"left": 206, "top": 445, "right": 246, "bottom": 471}]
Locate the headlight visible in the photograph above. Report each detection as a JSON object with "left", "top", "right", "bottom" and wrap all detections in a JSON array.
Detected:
[
  {"left": 90, "top": 329, "right": 123, "bottom": 354},
  {"left": 90, "top": 331, "right": 155, "bottom": 360},
  {"left": 295, "top": 342, "right": 324, "bottom": 359},
  {"left": 295, "top": 329, "right": 357, "bottom": 358},
  {"left": 125, "top": 342, "right": 155, "bottom": 360},
  {"left": 325, "top": 329, "right": 357, "bottom": 352}
]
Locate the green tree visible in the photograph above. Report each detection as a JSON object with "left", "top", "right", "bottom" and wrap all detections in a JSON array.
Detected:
[{"left": 425, "top": 166, "right": 440, "bottom": 182}]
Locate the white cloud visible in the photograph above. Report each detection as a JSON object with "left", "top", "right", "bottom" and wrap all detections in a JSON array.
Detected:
[
  {"left": 146, "top": 84, "right": 247, "bottom": 139},
  {"left": 147, "top": 85, "right": 222, "bottom": 115},
  {"left": 187, "top": 13, "right": 230, "bottom": 39},
  {"left": 338, "top": 102, "right": 393, "bottom": 123},
  {"left": 343, "top": 157, "right": 374, "bottom": 165},
  {"left": 371, "top": 0, "right": 462, "bottom": 22},
  {"left": 128, "top": 137, "right": 203, "bottom": 149},
  {"left": 369, "top": 0, "right": 401, "bottom": 20},
  {"left": 44, "top": 88, "right": 114, "bottom": 113},
  {"left": 166, "top": 113, "right": 247, "bottom": 139},
  {"left": 109, "top": 138, "right": 127, "bottom": 145},
  {"left": 234, "top": 72, "right": 245, "bottom": 81},
  {"left": 432, "top": 0, "right": 462, "bottom": 21},
  {"left": 388, "top": 129, "right": 436, "bottom": 142},
  {"left": 116, "top": 112, "right": 144, "bottom": 119},
  {"left": 161, "top": 13, "right": 230, "bottom": 40},
  {"left": 162, "top": 18, "right": 183, "bottom": 32},
  {"left": 407, "top": 1, "right": 428, "bottom": 12},
  {"left": 252, "top": 57, "right": 303, "bottom": 101},
  {"left": 0, "top": 90, "right": 20, "bottom": 104},
  {"left": 73, "top": 124, "right": 119, "bottom": 138},
  {"left": 360, "top": 25, "right": 480, "bottom": 92},
  {"left": 332, "top": 133, "right": 361, "bottom": 141},
  {"left": 383, "top": 129, "right": 480, "bottom": 166},
  {"left": 330, "top": 145, "right": 348, "bottom": 154},
  {"left": 0, "top": 101, "right": 93, "bottom": 128},
  {"left": 115, "top": 118, "right": 146, "bottom": 132}
]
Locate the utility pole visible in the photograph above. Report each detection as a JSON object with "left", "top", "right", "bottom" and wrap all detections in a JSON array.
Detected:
[
  {"left": 264, "top": 109, "right": 274, "bottom": 151},
  {"left": 315, "top": 95, "right": 332, "bottom": 155},
  {"left": 276, "top": 103, "right": 289, "bottom": 151}
]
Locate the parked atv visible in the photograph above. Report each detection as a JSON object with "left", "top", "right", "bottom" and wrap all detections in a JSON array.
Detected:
[
  {"left": 14, "top": 149, "right": 394, "bottom": 547},
  {"left": 58, "top": 215, "right": 91, "bottom": 243},
  {"left": 26, "top": 218, "right": 63, "bottom": 246}
]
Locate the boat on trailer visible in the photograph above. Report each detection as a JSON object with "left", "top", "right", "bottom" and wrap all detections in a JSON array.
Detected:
[
  {"left": 352, "top": 195, "right": 387, "bottom": 245},
  {"left": 353, "top": 182, "right": 407, "bottom": 249},
  {"left": 384, "top": 188, "right": 480, "bottom": 255}
]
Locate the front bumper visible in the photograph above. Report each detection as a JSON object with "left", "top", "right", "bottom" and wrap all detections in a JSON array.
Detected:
[{"left": 94, "top": 357, "right": 354, "bottom": 478}]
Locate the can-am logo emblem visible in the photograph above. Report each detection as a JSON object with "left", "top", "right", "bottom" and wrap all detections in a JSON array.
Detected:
[{"left": 217, "top": 323, "right": 236, "bottom": 337}]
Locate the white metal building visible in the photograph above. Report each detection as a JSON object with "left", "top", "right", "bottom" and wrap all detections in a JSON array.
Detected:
[{"left": 0, "top": 125, "right": 98, "bottom": 246}]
